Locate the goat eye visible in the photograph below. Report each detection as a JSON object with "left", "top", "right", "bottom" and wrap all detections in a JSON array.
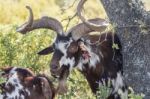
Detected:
[{"left": 68, "top": 42, "right": 78, "bottom": 53}]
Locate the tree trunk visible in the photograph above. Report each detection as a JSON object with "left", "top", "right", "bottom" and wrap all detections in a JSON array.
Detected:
[{"left": 100, "top": 0, "right": 150, "bottom": 98}]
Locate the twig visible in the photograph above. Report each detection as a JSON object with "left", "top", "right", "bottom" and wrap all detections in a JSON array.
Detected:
[
  {"left": 88, "top": 26, "right": 110, "bottom": 46},
  {"left": 61, "top": 13, "right": 77, "bottom": 22},
  {"left": 61, "top": 13, "right": 77, "bottom": 32},
  {"left": 61, "top": 0, "right": 78, "bottom": 14}
]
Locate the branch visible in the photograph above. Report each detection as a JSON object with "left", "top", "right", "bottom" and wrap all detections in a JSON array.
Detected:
[
  {"left": 61, "top": 13, "right": 77, "bottom": 32},
  {"left": 61, "top": 0, "right": 78, "bottom": 14}
]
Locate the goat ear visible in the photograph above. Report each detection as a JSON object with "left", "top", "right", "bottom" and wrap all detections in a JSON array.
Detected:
[
  {"left": 38, "top": 46, "right": 53, "bottom": 55},
  {"left": 39, "top": 77, "right": 53, "bottom": 99},
  {"left": 0, "top": 66, "right": 13, "bottom": 77},
  {"left": 24, "top": 76, "right": 34, "bottom": 85},
  {"left": 0, "top": 66, "right": 13, "bottom": 72}
]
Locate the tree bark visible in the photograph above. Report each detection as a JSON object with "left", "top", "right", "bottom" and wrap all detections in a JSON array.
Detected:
[{"left": 100, "top": 0, "right": 150, "bottom": 98}]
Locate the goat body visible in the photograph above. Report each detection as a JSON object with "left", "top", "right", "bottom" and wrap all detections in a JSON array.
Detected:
[
  {"left": 38, "top": 32, "right": 128, "bottom": 99},
  {"left": 0, "top": 67, "right": 55, "bottom": 99},
  {"left": 76, "top": 32, "right": 128, "bottom": 99},
  {"left": 16, "top": 6, "right": 128, "bottom": 99}
]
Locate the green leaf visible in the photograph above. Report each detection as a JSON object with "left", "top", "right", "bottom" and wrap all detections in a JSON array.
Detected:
[{"left": 112, "top": 43, "right": 119, "bottom": 50}]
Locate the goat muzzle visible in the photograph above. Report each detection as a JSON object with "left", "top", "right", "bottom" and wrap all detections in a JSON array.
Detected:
[{"left": 50, "top": 66, "right": 61, "bottom": 78}]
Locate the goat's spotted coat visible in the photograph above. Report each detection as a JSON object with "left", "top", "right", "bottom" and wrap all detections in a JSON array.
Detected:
[
  {"left": 56, "top": 39, "right": 76, "bottom": 71},
  {"left": 17, "top": 5, "right": 128, "bottom": 99},
  {"left": 0, "top": 67, "right": 55, "bottom": 99},
  {"left": 0, "top": 67, "right": 31, "bottom": 99},
  {"left": 39, "top": 33, "right": 128, "bottom": 99}
]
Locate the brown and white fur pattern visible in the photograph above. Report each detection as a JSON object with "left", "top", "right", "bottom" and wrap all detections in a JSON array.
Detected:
[
  {"left": 38, "top": 32, "right": 128, "bottom": 99},
  {"left": 16, "top": 5, "right": 128, "bottom": 99},
  {"left": 0, "top": 67, "right": 55, "bottom": 99}
]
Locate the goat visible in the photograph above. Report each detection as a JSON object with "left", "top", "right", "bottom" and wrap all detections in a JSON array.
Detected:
[
  {"left": 0, "top": 67, "right": 55, "bottom": 99},
  {"left": 17, "top": 0, "right": 128, "bottom": 98}
]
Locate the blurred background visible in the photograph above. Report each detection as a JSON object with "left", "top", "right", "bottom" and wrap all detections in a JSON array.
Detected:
[
  {"left": 0, "top": 0, "right": 149, "bottom": 98},
  {"left": 0, "top": 0, "right": 107, "bottom": 24},
  {"left": 0, "top": 0, "right": 149, "bottom": 25}
]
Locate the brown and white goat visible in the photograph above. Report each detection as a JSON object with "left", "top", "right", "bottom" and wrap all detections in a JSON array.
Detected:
[
  {"left": 17, "top": 1, "right": 128, "bottom": 98},
  {"left": 0, "top": 67, "right": 55, "bottom": 99}
]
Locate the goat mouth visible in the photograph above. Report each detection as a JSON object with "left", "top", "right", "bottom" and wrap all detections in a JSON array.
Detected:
[{"left": 82, "top": 51, "right": 91, "bottom": 60}]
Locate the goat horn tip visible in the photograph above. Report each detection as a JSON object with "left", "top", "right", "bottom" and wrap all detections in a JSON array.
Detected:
[
  {"left": 16, "top": 27, "right": 26, "bottom": 34},
  {"left": 26, "top": 6, "right": 31, "bottom": 9},
  {"left": 16, "top": 27, "right": 22, "bottom": 32}
]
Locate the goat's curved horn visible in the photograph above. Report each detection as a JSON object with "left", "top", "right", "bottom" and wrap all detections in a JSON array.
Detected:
[
  {"left": 26, "top": 6, "right": 33, "bottom": 27},
  {"left": 68, "top": 18, "right": 108, "bottom": 40},
  {"left": 68, "top": 0, "right": 109, "bottom": 40},
  {"left": 17, "top": 6, "right": 63, "bottom": 35},
  {"left": 77, "top": 0, "right": 109, "bottom": 31}
]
